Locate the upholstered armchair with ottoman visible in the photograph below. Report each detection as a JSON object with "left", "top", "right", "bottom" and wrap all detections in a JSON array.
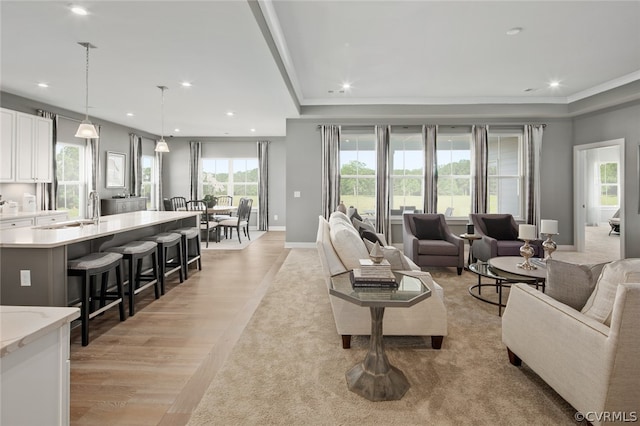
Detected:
[
  {"left": 316, "top": 212, "right": 448, "bottom": 349},
  {"left": 502, "top": 259, "right": 640, "bottom": 425},
  {"left": 402, "top": 213, "right": 464, "bottom": 275},
  {"left": 469, "top": 213, "right": 543, "bottom": 262}
]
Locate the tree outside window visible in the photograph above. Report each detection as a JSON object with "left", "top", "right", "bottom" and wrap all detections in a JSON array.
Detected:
[
  {"left": 436, "top": 134, "right": 471, "bottom": 218},
  {"left": 56, "top": 142, "right": 85, "bottom": 219},
  {"left": 390, "top": 132, "right": 424, "bottom": 212},
  {"left": 487, "top": 133, "right": 523, "bottom": 218},
  {"left": 140, "top": 155, "right": 155, "bottom": 210},
  {"left": 339, "top": 132, "right": 376, "bottom": 213},
  {"left": 201, "top": 158, "right": 258, "bottom": 207}
]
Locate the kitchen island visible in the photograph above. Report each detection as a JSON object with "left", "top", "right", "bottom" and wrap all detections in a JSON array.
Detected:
[{"left": 0, "top": 211, "right": 199, "bottom": 307}]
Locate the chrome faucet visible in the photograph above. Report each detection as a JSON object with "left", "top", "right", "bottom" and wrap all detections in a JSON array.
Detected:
[{"left": 88, "top": 191, "right": 101, "bottom": 225}]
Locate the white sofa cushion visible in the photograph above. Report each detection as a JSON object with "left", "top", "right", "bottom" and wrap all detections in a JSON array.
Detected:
[
  {"left": 316, "top": 216, "right": 347, "bottom": 277},
  {"left": 545, "top": 259, "right": 606, "bottom": 310},
  {"left": 328, "top": 211, "right": 353, "bottom": 228},
  {"left": 329, "top": 221, "right": 369, "bottom": 271},
  {"left": 581, "top": 258, "right": 640, "bottom": 325},
  {"left": 363, "top": 239, "right": 412, "bottom": 270}
]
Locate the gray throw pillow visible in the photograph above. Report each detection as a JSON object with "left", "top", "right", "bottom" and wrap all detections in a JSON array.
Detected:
[{"left": 545, "top": 259, "right": 607, "bottom": 310}]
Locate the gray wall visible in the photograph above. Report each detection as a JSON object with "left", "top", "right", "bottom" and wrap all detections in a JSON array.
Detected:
[
  {"left": 285, "top": 115, "right": 574, "bottom": 246},
  {"left": 573, "top": 100, "right": 640, "bottom": 257},
  {"left": 161, "top": 136, "right": 287, "bottom": 228}
]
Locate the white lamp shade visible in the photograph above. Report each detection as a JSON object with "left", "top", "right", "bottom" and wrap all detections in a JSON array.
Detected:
[
  {"left": 540, "top": 219, "right": 558, "bottom": 234},
  {"left": 518, "top": 224, "right": 537, "bottom": 240},
  {"left": 155, "top": 139, "right": 170, "bottom": 152},
  {"left": 75, "top": 120, "right": 99, "bottom": 139}
]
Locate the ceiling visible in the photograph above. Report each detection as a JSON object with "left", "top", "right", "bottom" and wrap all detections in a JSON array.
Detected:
[{"left": 1, "top": 1, "right": 639, "bottom": 138}]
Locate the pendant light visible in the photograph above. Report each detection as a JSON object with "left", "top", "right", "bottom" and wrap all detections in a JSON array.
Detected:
[
  {"left": 75, "top": 42, "right": 99, "bottom": 139},
  {"left": 155, "top": 85, "right": 170, "bottom": 152}
]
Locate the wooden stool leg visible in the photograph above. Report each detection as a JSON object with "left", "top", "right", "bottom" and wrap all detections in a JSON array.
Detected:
[
  {"left": 177, "top": 242, "right": 184, "bottom": 283},
  {"left": 183, "top": 236, "right": 189, "bottom": 280},
  {"left": 81, "top": 271, "right": 90, "bottom": 346},
  {"left": 116, "top": 263, "right": 125, "bottom": 321},
  {"left": 158, "top": 244, "right": 166, "bottom": 295},
  {"left": 151, "top": 251, "right": 160, "bottom": 299}
]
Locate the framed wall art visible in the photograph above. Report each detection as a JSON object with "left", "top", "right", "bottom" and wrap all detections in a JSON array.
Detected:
[{"left": 106, "top": 151, "right": 126, "bottom": 188}]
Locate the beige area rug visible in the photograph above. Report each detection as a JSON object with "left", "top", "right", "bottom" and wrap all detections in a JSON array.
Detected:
[
  {"left": 200, "top": 229, "right": 265, "bottom": 250},
  {"left": 188, "top": 249, "right": 577, "bottom": 425}
]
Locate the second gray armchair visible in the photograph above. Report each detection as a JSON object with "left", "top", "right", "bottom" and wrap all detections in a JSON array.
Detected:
[
  {"left": 403, "top": 213, "right": 464, "bottom": 275},
  {"left": 469, "top": 213, "right": 543, "bottom": 262}
]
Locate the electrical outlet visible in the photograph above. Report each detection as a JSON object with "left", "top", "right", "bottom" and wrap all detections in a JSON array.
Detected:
[
  {"left": 20, "top": 270, "right": 31, "bottom": 287},
  {"left": 274, "top": 214, "right": 278, "bottom": 221}
]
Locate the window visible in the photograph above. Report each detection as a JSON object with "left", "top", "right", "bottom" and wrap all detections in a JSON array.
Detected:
[
  {"left": 389, "top": 130, "right": 424, "bottom": 214},
  {"left": 599, "top": 162, "right": 618, "bottom": 206},
  {"left": 339, "top": 130, "right": 376, "bottom": 213},
  {"left": 201, "top": 158, "right": 258, "bottom": 207},
  {"left": 487, "top": 132, "right": 523, "bottom": 217},
  {"left": 140, "top": 155, "right": 155, "bottom": 210},
  {"left": 56, "top": 142, "right": 85, "bottom": 219},
  {"left": 436, "top": 133, "right": 471, "bottom": 218}
]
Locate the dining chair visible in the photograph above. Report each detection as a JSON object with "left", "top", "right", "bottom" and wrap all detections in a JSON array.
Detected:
[
  {"left": 170, "top": 196, "right": 187, "bottom": 211},
  {"left": 218, "top": 198, "right": 253, "bottom": 243},
  {"left": 186, "top": 200, "right": 218, "bottom": 247}
]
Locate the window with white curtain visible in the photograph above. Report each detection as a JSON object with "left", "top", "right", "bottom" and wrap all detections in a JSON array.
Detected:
[
  {"left": 599, "top": 162, "right": 618, "bottom": 206},
  {"left": 487, "top": 131, "right": 524, "bottom": 218},
  {"left": 201, "top": 158, "right": 259, "bottom": 207},
  {"left": 389, "top": 130, "right": 424, "bottom": 213},
  {"left": 56, "top": 141, "right": 86, "bottom": 219},
  {"left": 339, "top": 130, "right": 377, "bottom": 214},
  {"left": 140, "top": 155, "right": 155, "bottom": 210},
  {"left": 436, "top": 132, "right": 472, "bottom": 218}
]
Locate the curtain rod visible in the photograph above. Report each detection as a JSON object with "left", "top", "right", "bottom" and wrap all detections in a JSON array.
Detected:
[{"left": 316, "top": 123, "right": 547, "bottom": 130}]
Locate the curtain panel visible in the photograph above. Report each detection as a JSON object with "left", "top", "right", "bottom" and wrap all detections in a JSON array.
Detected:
[
  {"left": 320, "top": 125, "right": 341, "bottom": 219},
  {"left": 524, "top": 124, "right": 545, "bottom": 226},
  {"left": 37, "top": 110, "right": 58, "bottom": 210},
  {"left": 129, "top": 134, "right": 142, "bottom": 196},
  {"left": 422, "top": 125, "right": 438, "bottom": 214},
  {"left": 471, "top": 125, "right": 489, "bottom": 214},
  {"left": 189, "top": 141, "right": 201, "bottom": 200},
  {"left": 375, "top": 125, "right": 391, "bottom": 240},
  {"left": 155, "top": 145, "right": 164, "bottom": 210},
  {"left": 257, "top": 140, "right": 270, "bottom": 231}
]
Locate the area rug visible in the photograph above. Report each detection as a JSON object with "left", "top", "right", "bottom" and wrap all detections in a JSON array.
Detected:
[
  {"left": 188, "top": 249, "right": 577, "bottom": 425},
  {"left": 200, "top": 230, "right": 265, "bottom": 250}
]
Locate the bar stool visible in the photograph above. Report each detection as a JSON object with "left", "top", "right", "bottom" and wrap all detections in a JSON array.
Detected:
[
  {"left": 143, "top": 232, "right": 183, "bottom": 294},
  {"left": 106, "top": 241, "right": 160, "bottom": 316},
  {"left": 175, "top": 227, "right": 202, "bottom": 279},
  {"left": 67, "top": 252, "right": 126, "bottom": 346}
]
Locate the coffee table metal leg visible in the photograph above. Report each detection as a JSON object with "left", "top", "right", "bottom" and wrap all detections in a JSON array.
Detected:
[{"left": 346, "top": 306, "right": 409, "bottom": 401}]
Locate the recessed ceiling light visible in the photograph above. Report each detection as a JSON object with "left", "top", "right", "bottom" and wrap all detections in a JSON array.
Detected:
[
  {"left": 180, "top": 82, "right": 192, "bottom": 87},
  {"left": 506, "top": 27, "right": 522, "bottom": 36},
  {"left": 174, "top": 128, "right": 180, "bottom": 132},
  {"left": 126, "top": 112, "right": 134, "bottom": 117},
  {"left": 549, "top": 81, "right": 561, "bottom": 88},
  {"left": 342, "top": 82, "right": 351, "bottom": 90},
  {"left": 226, "top": 111, "right": 234, "bottom": 117},
  {"left": 250, "top": 128, "right": 256, "bottom": 133},
  {"left": 71, "top": 6, "right": 88, "bottom": 15},
  {"left": 37, "top": 82, "right": 49, "bottom": 88}
]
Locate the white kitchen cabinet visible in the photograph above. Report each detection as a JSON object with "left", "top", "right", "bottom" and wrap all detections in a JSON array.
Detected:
[
  {"left": 0, "top": 108, "right": 16, "bottom": 182},
  {"left": 34, "top": 212, "right": 69, "bottom": 225},
  {"left": 0, "top": 217, "right": 34, "bottom": 229},
  {"left": 15, "top": 111, "right": 53, "bottom": 183}
]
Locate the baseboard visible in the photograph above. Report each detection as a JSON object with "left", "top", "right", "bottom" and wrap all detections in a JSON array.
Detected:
[
  {"left": 269, "top": 226, "right": 286, "bottom": 231},
  {"left": 284, "top": 242, "right": 316, "bottom": 249}
]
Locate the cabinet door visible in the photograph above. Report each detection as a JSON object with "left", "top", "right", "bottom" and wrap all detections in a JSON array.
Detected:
[
  {"left": 0, "top": 109, "right": 16, "bottom": 182},
  {"left": 33, "top": 117, "right": 53, "bottom": 182},
  {"left": 15, "top": 113, "right": 35, "bottom": 182}
]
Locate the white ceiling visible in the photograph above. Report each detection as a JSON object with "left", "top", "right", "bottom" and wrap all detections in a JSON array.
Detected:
[{"left": 1, "top": 1, "right": 639, "bottom": 138}]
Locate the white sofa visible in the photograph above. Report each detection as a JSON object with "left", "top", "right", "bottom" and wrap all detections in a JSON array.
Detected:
[
  {"left": 502, "top": 259, "right": 640, "bottom": 425},
  {"left": 316, "top": 213, "right": 448, "bottom": 349}
]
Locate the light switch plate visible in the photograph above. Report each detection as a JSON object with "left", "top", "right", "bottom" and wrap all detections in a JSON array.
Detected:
[
  {"left": 294, "top": 191, "right": 301, "bottom": 198},
  {"left": 20, "top": 270, "right": 31, "bottom": 286}
]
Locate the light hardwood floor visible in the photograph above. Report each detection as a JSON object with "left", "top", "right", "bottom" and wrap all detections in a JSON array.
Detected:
[
  {"left": 69, "top": 226, "right": 621, "bottom": 425},
  {"left": 69, "top": 231, "right": 289, "bottom": 426}
]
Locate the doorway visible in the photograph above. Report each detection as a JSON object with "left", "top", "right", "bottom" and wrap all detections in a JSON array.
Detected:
[{"left": 573, "top": 139, "right": 624, "bottom": 259}]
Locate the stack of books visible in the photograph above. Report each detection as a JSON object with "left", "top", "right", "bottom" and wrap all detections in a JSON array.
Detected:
[{"left": 350, "top": 259, "right": 397, "bottom": 288}]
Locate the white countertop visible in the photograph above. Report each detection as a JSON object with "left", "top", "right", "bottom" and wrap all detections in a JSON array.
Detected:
[
  {"left": 0, "top": 305, "right": 80, "bottom": 357},
  {"left": 0, "top": 210, "right": 67, "bottom": 220},
  {"left": 0, "top": 210, "right": 200, "bottom": 248}
]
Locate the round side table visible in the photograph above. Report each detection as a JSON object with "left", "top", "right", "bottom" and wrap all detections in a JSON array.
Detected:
[{"left": 460, "top": 233, "right": 482, "bottom": 267}]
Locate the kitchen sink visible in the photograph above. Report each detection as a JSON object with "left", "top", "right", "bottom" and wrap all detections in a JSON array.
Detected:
[{"left": 34, "top": 219, "right": 99, "bottom": 230}]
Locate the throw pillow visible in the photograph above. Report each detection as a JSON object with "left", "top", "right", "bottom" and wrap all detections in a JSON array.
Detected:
[
  {"left": 363, "top": 240, "right": 412, "bottom": 270},
  {"left": 581, "top": 258, "right": 640, "bottom": 326},
  {"left": 353, "top": 217, "right": 375, "bottom": 233},
  {"left": 482, "top": 217, "right": 517, "bottom": 241},
  {"left": 413, "top": 217, "right": 443, "bottom": 240},
  {"left": 360, "top": 229, "right": 383, "bottom": 245},
  {"left": 545, "top": 259, "right": 606, "bottom": 310},
  {"left": 329, "top": 211, "right": 353, "bottom": 229},
  {"left": 329, "top": 221, "right": 369, "bottom": 271},
  {"left": 347, "top": 206, "right": 362, "bottom": 222}
]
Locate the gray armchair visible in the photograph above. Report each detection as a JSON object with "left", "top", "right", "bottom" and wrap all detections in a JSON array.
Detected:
[
  {"left": 469, "top": 213, "right": 543, "bottom": 262},
  {"left": 403, "top": 214, "right": 464, "bottom": 275}
]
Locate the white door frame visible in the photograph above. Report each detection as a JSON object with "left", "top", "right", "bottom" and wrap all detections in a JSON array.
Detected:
[{"left": 573, "top": 138, "right": 625, "bottom": 257}]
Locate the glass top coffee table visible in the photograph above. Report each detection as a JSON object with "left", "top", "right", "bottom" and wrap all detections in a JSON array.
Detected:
[
  {"left": 468, "top": 256, "right": 546, "bottom": 316},
  {"left": 329, "top": 270, "right": 431, "bottom": 401}
]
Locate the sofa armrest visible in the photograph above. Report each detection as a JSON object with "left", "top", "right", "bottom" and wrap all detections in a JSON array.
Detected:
[{"left": 502, "top": 284, "right": 614, "bottom": 415}]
